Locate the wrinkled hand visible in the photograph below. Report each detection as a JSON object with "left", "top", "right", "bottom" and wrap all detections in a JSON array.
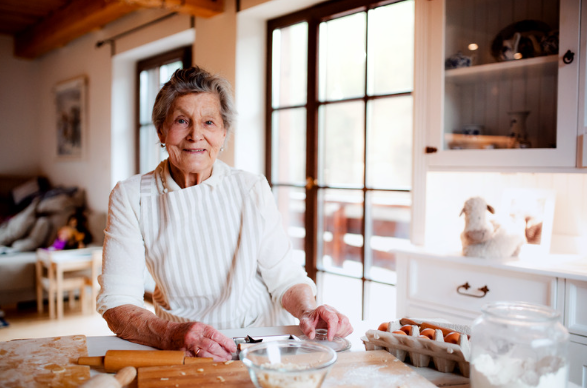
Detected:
[
  {"left": 168, "top": 321, "right": 236, "bottom": 361},
  {"left": 299, "top": 304, "right": 353, "bottom": 342}
]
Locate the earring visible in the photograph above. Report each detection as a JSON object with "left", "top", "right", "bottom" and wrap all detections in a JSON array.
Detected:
[
  {"left": 220, "top": 147, "right": 224, "bottom": 152},
  {"left": 160, "top": 143, "right": 165, "bottom": 148}
]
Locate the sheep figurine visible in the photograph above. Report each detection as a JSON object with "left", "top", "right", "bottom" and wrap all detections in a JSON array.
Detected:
[{"left": 460, "top": 197, "right": 526, "bottom": 259}]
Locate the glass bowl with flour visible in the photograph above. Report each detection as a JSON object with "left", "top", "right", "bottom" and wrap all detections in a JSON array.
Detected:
[
  {"left": 240, "top": 340, "right": 337, "bottom": 388},
  {"left": 470, "top": 301, "right": 569, "bottom": 388}
]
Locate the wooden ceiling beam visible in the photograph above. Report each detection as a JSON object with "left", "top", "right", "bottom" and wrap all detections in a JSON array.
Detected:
[
  {"left": 124, "top": 0, "right": 223, "bottom": 18},
  {"left": 14, "top": 0, "right": 140, "bottom": 59}
]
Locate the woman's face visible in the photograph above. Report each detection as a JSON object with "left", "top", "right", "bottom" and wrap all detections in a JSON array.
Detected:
[{"left": 159, "top": 93, "right": 226, "bottom": 186}]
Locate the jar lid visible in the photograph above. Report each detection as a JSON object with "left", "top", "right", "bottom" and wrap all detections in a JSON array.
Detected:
[{"left": 482, "top": 301, "right": 560, "bottom": 324}]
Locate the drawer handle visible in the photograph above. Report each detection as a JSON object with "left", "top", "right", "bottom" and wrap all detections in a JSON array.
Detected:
[{"left": 457, "top": 282, "right": 490, "bottom": 298}]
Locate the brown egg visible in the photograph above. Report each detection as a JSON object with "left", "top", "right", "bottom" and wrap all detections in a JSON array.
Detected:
[
  {"left": 392, "top": 330, "right": 407, "bottom": 336},
  {"left": 418, "top": 335, "right": 430, "bottom": 340},
  {"left": 399, "top": 325, "right": 413, "bottom": 335},
  {"left": 378, "top": 322, "right": 389, "bottom": 332},
  {"left": 444, "top": 332, "right": 461, "bottom": 344},
  {"left": 420, "top": 328, "right": 435, "bottom": 340}
]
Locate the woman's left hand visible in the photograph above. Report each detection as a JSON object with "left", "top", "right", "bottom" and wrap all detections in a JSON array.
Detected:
[{"left": 299, "top": 304, "right": 353, "bottom": 341}]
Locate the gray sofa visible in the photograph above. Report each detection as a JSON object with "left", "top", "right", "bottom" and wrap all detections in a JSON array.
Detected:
[{"left": 0, "top": 175, "right": 105, "bottom": 307}]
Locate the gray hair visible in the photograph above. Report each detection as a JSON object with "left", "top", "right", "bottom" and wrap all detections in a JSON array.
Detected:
[{"left": 152, "top": 66, "right": 236, "bottom": 141}]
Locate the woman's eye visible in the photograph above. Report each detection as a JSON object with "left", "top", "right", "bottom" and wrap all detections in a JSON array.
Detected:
[
  {"left": 205, "top": 120, "right": 214, "bottom": 126},
  {"left": 177, "top": 118, "right": 188, "bottom": 125}
]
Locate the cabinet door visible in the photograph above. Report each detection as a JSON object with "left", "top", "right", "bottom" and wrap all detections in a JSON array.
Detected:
[
  {"left": 565, "top": 279, "right": 587, "bottom": 337},
  {"left": 569, "top": 335, "right": 587, "bottom": 387},
  {"left": 421, "top": 0, "right": 581, "bottom": 168}
]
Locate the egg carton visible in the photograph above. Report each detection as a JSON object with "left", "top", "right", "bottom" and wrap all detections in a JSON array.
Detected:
[{"left": 361, "top": 319, "right": 471, "bottom": 377}]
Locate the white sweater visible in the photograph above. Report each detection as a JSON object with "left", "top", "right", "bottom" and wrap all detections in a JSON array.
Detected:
[{"left": 97, "top": 159, "right": 316, "bottom": 328}]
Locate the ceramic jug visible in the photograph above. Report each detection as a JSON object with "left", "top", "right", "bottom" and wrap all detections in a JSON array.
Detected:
[{"left": 508, "top": 110, "right": 531, "bottom": 148}]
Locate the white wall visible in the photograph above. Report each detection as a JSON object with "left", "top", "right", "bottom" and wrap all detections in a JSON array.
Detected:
[
  {"left": 110, "top": 20, "right": 194, "bottom": 189},
  {"left": 0, "top": 36, "right": 41, "bottom": 175}
]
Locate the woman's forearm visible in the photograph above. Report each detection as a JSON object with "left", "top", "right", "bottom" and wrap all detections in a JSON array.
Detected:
[
  {"left": 103, "top": 304, "right": 182, "bottom": 350},
  {"left": 281, "top": 283, "right": 317, "bottom": 319}
]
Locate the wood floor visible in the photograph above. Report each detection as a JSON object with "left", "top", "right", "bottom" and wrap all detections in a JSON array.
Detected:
[{"left": 0, "top": 300, "right": 115, "bottom": 342}]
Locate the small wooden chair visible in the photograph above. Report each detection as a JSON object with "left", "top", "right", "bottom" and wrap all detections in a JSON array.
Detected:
[{"left": 36, "top": 247, "right": 101, "bottom": 319}]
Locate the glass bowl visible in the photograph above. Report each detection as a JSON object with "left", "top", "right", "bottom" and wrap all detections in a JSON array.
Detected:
[{"left": 239, "top": 340, "right": 337, "bottom": 388}]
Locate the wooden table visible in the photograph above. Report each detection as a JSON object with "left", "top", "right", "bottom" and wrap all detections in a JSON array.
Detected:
[{"left": 35, "top": 247, "right": 101, "bottom": 319}]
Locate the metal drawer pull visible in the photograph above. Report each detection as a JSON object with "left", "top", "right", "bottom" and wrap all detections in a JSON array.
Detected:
[{"left": 457, "top": 282, "right": 490, "bottom": 298}]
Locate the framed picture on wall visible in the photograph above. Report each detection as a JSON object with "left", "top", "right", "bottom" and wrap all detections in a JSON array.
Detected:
[
  {"left": 54, "top": 76, "right": 86, "bottom": 160},
  {"left": 500, "top": 188, "right": 556, "bottom": 255}
]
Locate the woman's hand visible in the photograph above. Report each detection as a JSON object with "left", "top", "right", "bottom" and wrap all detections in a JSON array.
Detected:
[
  {"left": 299, "top": 304, "right": 353, "bottom": 341},
  {"left": 167, "top": 321, "right": 237, "bottom": 362},
  {"left": 282, "top": 284, "right": 354, "bottom": 342},
  {"left": 103, "top": 305, "right": 236, "bottom": 362}
]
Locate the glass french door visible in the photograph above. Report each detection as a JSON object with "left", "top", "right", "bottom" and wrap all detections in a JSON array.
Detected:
[{"left": 268, "top": 0, "right": 414, "bottom": 322}]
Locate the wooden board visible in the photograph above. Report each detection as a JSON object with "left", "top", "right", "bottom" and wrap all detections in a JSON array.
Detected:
[
  {"left": 0, "top": 335, "right": 91, "bottom": 387},
  {"left": 138, "top": 350, "right": 436, "bottom": 388}
]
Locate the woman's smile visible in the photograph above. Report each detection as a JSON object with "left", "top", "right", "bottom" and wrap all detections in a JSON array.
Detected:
[{"left": 158, "top": 92, "right": 227, "bottom": 187}]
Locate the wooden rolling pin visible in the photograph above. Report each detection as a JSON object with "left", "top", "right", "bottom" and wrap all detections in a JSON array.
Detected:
[
  {"left": 78, "top": 350, "right": 212, "bottom": 372},
  {"left": 79, "top": 366, "right": 136, "bottom": 388}
]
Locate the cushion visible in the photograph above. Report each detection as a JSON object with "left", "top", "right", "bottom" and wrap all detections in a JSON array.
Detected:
[
  {"left": 12, "top": 178, "right": 40, "bottom": 205},
  {"left": 11, "top": 217, "right": 51, "bottom": 252},
  {"left": 0, "top": 197, "right": 39, "bottom": 246}
]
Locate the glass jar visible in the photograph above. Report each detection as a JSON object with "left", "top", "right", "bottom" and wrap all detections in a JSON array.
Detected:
[{"left": 470, "top": 301, "right": 569, "bottom": 388}]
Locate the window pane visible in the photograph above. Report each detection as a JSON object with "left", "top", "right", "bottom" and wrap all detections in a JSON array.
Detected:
[
  {"left": 140, "top": 124, "right": 167, "bottom": 174},
  {"left": 367, "top": 1, "right": 415, "bottom": 95},
  {"left": 367, "top": 96, "right": 413, "bottom": 189},
  {"left": 160, "top": 61, "right": 182, "bottom": 86},
  {"left": 271, "top": 108, "right": 306, "bottom": 185},
  {"left": 273, "top": 186, "right": 306, "bottom": 267},
  {"left": 272, "top": 23, "right": 308, "bottom": 108},
  {"left": 139, "top": 68, "right": 158, "bottom": 125},
  {"left": 317, "top": 272, "right": 362, "bottom": 323},
  {"left": 365, "top": 281, "right": 397, "bottom": 322},
  {"left": 318, "top": 189, "right": 363, "bottom": 277},
  {"left": 365, "top": 190, "right": 410, "bottom": 283},
  {"left": 318, "top": 101, "right": 364, "bottom": 187},
  {"left": 319, "top": 13, "right": 366, "bottom": 101}
]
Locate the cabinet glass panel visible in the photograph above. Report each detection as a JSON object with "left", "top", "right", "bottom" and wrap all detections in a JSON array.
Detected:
[{"left": 444, "top": 0, "right": 559, "bottom": 151}]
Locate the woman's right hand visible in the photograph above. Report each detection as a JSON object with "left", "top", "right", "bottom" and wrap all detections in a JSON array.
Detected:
[{"left": 167, "top": 321, "right": 237, "bottom": 361}]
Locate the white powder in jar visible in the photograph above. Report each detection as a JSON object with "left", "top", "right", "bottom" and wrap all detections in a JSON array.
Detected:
[
  {"left": 255, "top": 362, "right": 323, "bottom": 388},
  {"left": 471, "top": 354, "right": 568, "bottom": 388}
]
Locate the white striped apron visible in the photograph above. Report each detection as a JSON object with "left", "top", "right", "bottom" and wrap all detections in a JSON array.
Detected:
[{"left": 138, "top": 170, "right": 293, "bottom": 329}]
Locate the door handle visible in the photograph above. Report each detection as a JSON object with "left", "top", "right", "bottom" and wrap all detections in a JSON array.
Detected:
[{"left": 456, "top": 282, "right": 490, "bottom": 298}]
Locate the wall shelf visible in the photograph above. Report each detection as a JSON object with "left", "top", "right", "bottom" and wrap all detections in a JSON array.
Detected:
[{"left": 445, "top": 55, "right": 559, "bottom": 84}]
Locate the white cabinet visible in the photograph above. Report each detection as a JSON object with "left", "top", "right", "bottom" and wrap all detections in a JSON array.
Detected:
[
  {"left": 569, "top": 335, "right": 587, "bottom": 387},
  {"left": 566, "top": 280, "right": 587, "bottom": 386},
  {"left": 395, "top": 250, "right": 587, "bottom": 386},
  {"left": 417, "top": 0, "right": 582, "bottom": 168},
  {"left": 565, "top": 279, "right": 587, "bottom": 337},
  {"left": 396, "top": 253, "right": 559, "bottom": 326}
]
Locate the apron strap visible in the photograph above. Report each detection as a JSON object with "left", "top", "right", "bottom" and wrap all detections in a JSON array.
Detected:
[{"left": 139, "top": 172, "right": 156, "bottom": 239}]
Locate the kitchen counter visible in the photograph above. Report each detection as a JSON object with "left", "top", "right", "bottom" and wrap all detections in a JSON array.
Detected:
[
  {"left": 391, "top": 243, "right": 587, "bottom": 282},
  {"left": 86, "top": 323, "right": 471, "bottom": 387}
]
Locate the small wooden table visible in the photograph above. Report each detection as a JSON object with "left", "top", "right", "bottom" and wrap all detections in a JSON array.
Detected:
[{"left": 35, "top": 247, "right": 101, "bottom": 319}]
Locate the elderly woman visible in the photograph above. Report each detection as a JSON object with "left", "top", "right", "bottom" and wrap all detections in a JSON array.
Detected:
[{"left": 97, "top": 66, "right": 352, "bottom": 361}]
